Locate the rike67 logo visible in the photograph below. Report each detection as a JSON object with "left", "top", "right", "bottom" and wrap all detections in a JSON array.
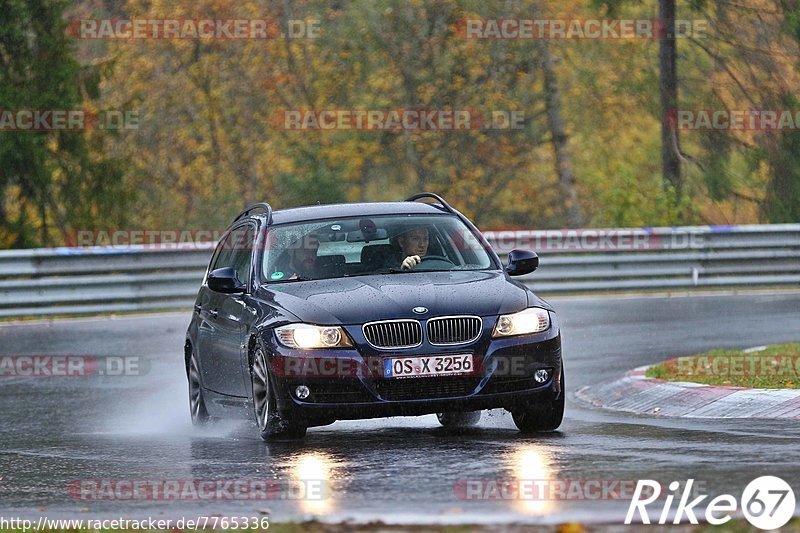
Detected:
[{"left": 625, "top": 476, "right": 795, "bottom": 529}]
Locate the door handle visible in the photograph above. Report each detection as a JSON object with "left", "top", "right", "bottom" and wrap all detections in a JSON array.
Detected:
[
  {"left": 209, "top": 309, "right": 219, "bottom": 319},
  {"left": 193, "top": 304, "right": 201, "bottom": 314}
]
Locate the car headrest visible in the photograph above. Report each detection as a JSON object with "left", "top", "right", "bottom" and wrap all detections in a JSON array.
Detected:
[
  {"left": 360, "top": 244, "right": 394, "bottom": 266},
  {"left": 317, "top": 254, "right": 346, "bottom": 267}
]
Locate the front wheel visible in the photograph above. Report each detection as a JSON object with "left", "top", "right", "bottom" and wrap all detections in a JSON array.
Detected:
[
  {"left": 512, "top": 367, "right": 565, "bottom": 433},
  {"left": 251, "top": 344, "right": 307, "bottom": 440},
  {"left": 436, "top": 411, "right": 482, "bottom": 428},
  {"left": 188, "top": 349, "right": 211, "bottom": 426}
]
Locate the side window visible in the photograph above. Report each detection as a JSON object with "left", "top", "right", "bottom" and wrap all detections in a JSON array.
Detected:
[
  {"left": 230, "top": 226, "right": 254, "bottom": 285},
  {"left": 209, "top": 225, "right": 255, "bottom": 286},
  {"left": 209, "top": 240, "right": 232, "bottom": 273}
]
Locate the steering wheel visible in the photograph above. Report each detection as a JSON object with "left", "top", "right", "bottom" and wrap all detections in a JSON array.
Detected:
[{"left": 417, "top": 255, "right": 456, "bottom": 269}]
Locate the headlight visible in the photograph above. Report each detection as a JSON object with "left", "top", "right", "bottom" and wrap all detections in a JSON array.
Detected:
[
  {"left": 275, "top": 324, "right": 353, "bottom": 349},
  {"left": 492, "top": 307, "right": 550, "bottom": 337}
]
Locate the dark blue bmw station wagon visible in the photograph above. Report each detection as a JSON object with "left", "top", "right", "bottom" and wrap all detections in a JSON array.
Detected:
[{"left": 185, "top": 194, "right": 564, "bottom": 440}]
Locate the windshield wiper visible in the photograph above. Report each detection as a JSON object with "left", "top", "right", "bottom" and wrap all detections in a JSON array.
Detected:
[
  {"left": 382, "top": 268, "right": 453, "bottom": 274},
  {"left": 265, "top": 276, "right": 313, "bottom": 283}
]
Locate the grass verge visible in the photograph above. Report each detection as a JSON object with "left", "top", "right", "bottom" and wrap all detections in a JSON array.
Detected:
[{"left": 646, "top": 342, "right": 800, "bottom": 389}]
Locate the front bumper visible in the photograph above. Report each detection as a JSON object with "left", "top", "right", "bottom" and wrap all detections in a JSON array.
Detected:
[{"left": 265, "top": 315, "right": 562, "bottom": 424}]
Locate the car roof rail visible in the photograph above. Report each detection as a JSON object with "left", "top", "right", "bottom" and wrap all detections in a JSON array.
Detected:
[
  {"left": 232, "top": 202, "right": 273, "bottom": 224},
  {"left": 405, "top": 192, "right": 456, "bottom": 214}
]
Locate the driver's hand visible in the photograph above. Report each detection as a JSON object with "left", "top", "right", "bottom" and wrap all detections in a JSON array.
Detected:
[{"left": 401, "top": 255, "right": 421, "bottom": 270}]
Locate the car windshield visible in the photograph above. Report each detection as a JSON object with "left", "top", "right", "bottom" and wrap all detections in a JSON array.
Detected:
[{"left": 262, "top": 214, "right": 495, "bottom": 282}]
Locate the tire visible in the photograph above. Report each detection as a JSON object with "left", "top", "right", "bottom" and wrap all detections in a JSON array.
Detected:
[
  {"left": 250, "top": 343, "right": 307, "bottom": 441},
  {"left": 188, "top": 348, "right": 211, "bottom": 426},
  {"left": 436, "top": 410, "right": 482, "bottom": 428},
  {"left": 512, "top": 367, "right": 565, "bottom": 433}
]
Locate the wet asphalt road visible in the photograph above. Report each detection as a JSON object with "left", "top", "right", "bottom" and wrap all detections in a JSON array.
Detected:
[{"left": 1, "top": 291, "right": 799, "bottom": 525}]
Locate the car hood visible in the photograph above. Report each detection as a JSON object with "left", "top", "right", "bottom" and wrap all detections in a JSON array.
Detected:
[{"left": 259, "top": 271, "right": 529, "bottom": 324}]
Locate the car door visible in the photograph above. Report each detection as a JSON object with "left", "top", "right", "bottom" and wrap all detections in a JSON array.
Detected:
[{"left": 196, "top": 224, "right": 254, "bottom": 396}]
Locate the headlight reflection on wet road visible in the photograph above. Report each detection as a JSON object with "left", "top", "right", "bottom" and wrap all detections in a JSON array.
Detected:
[
  {"left": 510, "top": 445, "right": 557, "bottom": 515},
  {"left": 290, "top": 451, "right": 337, "bottom": 515}
]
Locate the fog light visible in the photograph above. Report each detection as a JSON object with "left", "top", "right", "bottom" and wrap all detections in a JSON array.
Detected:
[
  {"left": 295, "top": 385, "right": 311, "bottom": 399},
  {"left": 534, "top": 369, "right": 550, "bottom": 383}
]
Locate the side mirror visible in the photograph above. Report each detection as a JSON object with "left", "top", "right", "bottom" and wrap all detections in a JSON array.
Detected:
[
  {"left": 208, "top": 267, "right": 246, "bottom": 294},
  {"left": 506, "top": 249, "right": 539, "bottom": 276}
]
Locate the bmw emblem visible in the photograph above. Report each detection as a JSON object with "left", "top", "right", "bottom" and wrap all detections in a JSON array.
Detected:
[{"left": 412, "top": 306, "right": 428, "bottom": 314}]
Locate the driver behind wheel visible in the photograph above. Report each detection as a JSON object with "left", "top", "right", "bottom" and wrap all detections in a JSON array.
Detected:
[{"left": 396, "top": 225, "right": 429, "bottom": 270}]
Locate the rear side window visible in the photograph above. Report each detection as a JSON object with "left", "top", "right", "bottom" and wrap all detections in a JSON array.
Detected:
[{"left": 209, "top": 225, "right": 255, "bottom": 285}]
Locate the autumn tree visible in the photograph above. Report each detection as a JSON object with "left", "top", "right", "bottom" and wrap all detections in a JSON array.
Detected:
[{"left": 0, "top": 0, "right": 129, "bottom": 247}]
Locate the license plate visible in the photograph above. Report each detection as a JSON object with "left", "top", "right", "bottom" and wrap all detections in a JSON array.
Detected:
[{"left": 383, "top": 354, "right": 474, "bottom": 378}]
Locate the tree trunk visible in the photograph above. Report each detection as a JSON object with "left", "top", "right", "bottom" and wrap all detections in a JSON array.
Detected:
[
  {"left": 538, "top": 27, "right": 583, "bottom": 227},
  {"left": 659, "top": 0, "right": 682, "bottom": 199}
]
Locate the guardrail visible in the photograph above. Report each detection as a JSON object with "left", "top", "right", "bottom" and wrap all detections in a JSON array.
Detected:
[{"left": 0, "top": 224, "right": 798, "bottom": 317}]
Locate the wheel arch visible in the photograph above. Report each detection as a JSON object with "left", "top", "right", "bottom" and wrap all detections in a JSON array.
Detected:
[
  {"left": 246, "top": 331, "right": 263, "bottom": 367},
  {"left": 184, "top": 338, "right": 193, "bottom": 376}
]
